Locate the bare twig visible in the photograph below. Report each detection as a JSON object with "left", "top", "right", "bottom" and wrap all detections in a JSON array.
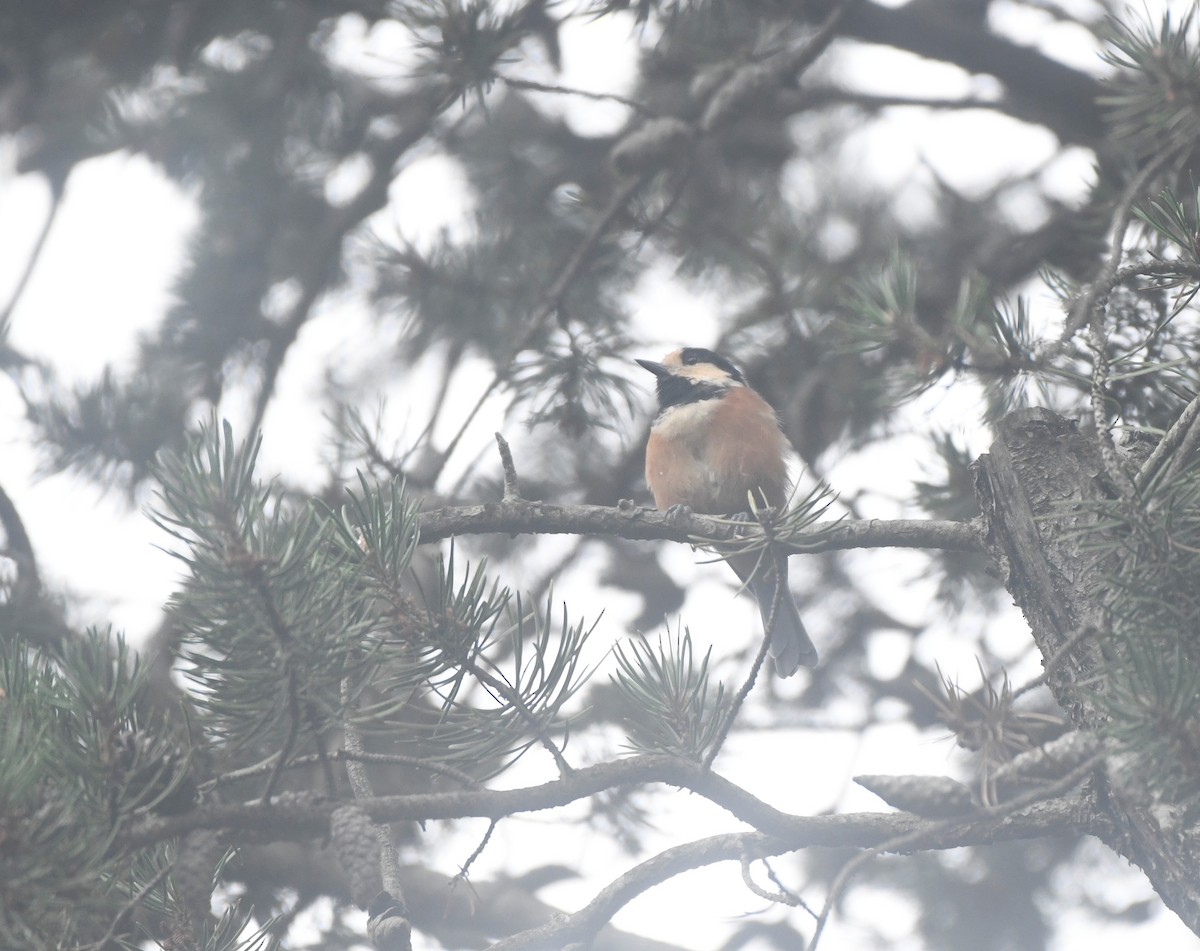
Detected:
[
  {"left": 702, "top": 513, "right": 786, "bottom": 771},
  {"left": 703, "top": 620, "right": 772, "bottom": 771},
  {"left": 500, "top": 75, "right": 651, "bottom": 115},
  {"left": 1086, "top": 319, "right": 1137, "bottom": 500},
  {"left": 1113, "top": 259, "right": 1200, "bottom": 287},
  {"left": 0, "top": 177, "right": 65, "bottom": 331},
  {"left": 1053, "top": 149, "right": 1184, "bottom": 500},
  {"left": 700, "top": 0, "right": 857, "bottom": 131},
  {"left": 740, "top": 853, "right": 803, "bottom": 907},
  {"left": 451, "top": 818, "right": 498, "bottom": 886},
  {"left": 495, "top": 433, "right": 522, "bottom": 501},
  {"left": 779, "top": 0, "right": 858, "bottom": 82},
  {"left": 780, "top": 88, "right": 1013, "bottom": 114},
  {"left": 766, "top": 859, "right": 814, "bottom": 915}
]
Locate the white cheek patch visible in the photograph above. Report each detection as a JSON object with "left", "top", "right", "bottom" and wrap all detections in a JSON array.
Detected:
[{"left": 679, "top": 365, "right": 738, "bottom": 384}]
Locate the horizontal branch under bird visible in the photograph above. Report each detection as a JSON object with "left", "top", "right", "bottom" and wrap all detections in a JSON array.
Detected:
[{"left": 414, "top": 500, "right": 986, "bottom": 555}]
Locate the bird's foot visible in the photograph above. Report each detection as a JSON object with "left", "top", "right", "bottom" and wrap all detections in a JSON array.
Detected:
[
  {"left": 663, "top": 503, "right": 693, "bottom": 530},
  {"left": 726, "top": 510, "right": 760, "bottom": 536}
]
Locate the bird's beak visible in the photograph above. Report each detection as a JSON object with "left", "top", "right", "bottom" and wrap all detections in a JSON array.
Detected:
[{"left": 636, "top": 358, "right": 669, "bottom": 379}]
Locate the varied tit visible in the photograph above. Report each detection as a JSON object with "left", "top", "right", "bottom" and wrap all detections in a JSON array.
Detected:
[{"left": 637, "top": 347, "right": 818, "bottom": 675}]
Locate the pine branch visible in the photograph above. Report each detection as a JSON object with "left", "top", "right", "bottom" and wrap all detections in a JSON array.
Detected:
[
  {"left": 459, "top": 652, "right": 574, "bottom": 776},
  {"left": 205, "top": 748, "right": 482, "bottom": 792},
  {"left": 975, "top": 407, "right": 1200, "bottom": 933},
  {"left": 809, "top": 0, "right": 1106, "bottom": 145},
  {"left": 121, "top": 752, "right": 1091, "bottom": 850},
  {"left": 700, "top": 0, "right": 857, "bottom": 132},
  {"left": 75, "top": 861, "right": 174, "bottom": 951},
  {"left": 431, "top": 172, "right": 652, "bottom": 484},
  {"left": 249, "top": 85, "right": 450, "bottom": 435},
  {"left": 488, "top": 795, "right": 1092, "bottom": 951},
  {"left": 805, "top": 751, "right": 1106, "bottom": 951},
  {"left": 396, "top": 862, "right": 686, "bottom": 951},
  {"left": 777, "top": 87, "right": 1017, "bottom": 114},
  {"left": 415, "top": 500, "right": 986, "bottom": 554},
  {"left": 1057, "top": 149, "right": 1180, "bottom": 349}
]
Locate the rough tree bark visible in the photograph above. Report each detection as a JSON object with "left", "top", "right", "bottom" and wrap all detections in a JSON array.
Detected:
[{"left": 974, "top": 407, "right": 1200, "bottom": 934}]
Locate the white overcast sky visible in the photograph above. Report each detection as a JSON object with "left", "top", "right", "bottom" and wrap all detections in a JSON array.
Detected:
[{"left": 1, "top": 2, "right": 1196, "bottom": 949}]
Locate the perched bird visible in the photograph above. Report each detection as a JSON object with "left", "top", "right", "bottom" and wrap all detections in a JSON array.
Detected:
[{"left": 638, "top": 347, "right": 818, "bottom": 675}]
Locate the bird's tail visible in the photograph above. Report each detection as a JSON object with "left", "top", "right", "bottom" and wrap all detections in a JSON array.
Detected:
[{"left": 729, "top": 553, "right": 818, "bottom": 676}]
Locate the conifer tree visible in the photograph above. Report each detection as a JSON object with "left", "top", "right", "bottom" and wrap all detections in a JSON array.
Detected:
[{"left": 3, "top": 2, "right": 1200, "bottom": 949}]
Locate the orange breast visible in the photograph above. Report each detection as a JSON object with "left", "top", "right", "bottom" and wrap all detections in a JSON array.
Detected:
[{"left": 645, "top": 387, "right": 789, "bottom": 514}]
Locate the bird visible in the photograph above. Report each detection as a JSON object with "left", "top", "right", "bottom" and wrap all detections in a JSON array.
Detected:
[{"left": 637, "top": 347, "right": 818, "bottom": 675}]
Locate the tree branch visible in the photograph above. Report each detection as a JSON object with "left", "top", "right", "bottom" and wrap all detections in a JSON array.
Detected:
[
  {"left": 341, "top": 679, "right": 408, "bottom": 919},
  {"left": 797, "top": 0, "right": 1106, "bottom": 146},
  {"left": 121, "top": 752, "right": 1084, "bottom": 852},
  {"left": 396, "top": 862, "right": 686, "bottom": 951},
  {"left": 488, "top": 795, "right": 1092, "bottom": 951},
  {"left": 974, "top": 407, "right": 1200, "bottom": 933},
  {"left": 249, "top": 84, "right": 450, "bottom": 436},
  {"left": 1058, "top": 149, "right": 1180, "bottom": 348},
  {"left": 499, "top": 75, "right": 652, "bottom": 116},
  {"left": 1138, "top": 388, "right": 1200, "bottom": 490},
  {"left": 415, "top": 500, "right": 986, "bottom": 555},
  {"left": 118, "top": 746, "right": 1099, "bottom": 949},
  {"left": 0, "top": 480, "right": 40, "bottom": 594},
  {"left": 431, "top": 172, "right": 651, "bottom": 485}
]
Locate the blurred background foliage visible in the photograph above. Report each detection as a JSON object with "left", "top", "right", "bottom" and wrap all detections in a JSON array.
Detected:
[{"left": 3, "top": 0, "right": 1200, "bottom": 949}]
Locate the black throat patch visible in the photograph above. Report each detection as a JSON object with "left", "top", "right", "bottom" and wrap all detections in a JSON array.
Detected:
[{"left": 655, "top": 375, "right": 726, "bottom": 409}]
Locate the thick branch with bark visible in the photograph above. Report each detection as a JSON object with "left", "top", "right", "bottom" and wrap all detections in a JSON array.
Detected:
[{"left": 973, "top": 407, "right": 1200, "bottom": 934}]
